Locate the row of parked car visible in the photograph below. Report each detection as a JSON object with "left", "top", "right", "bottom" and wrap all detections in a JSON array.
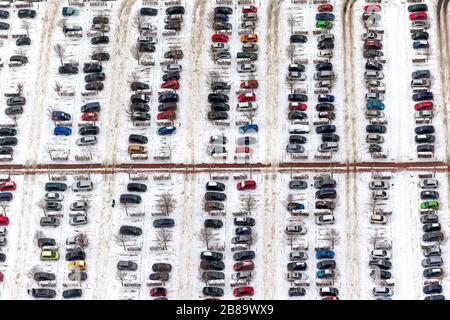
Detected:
[
  {"left": 360, "top": 3, "right": 388, "bottom": 157},
  {"left": 0, "top": 177, "right": 17, "bottom": 267},
  {"left": 29, "top": 178, "right": 95, "bottom": 299},
  {"left": 417, "top": 175, "right": 445, "bottom": 300},
  {"left": 407, "top": 3, "right": 436, "bottom": 158}
]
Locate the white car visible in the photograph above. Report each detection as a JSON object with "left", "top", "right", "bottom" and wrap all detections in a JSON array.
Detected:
[
  {"left": 362, "top": 32, "right": 383, "bottom": 41},
  {"left": 370, "top": 214, "right": 387, "bottom": 224},
  {"left": 419, "top": 179, "right": 439, "bottom": 189},
  {"left": 137, "top": 36, "right": 157, "bottom": 44},
  {"left": 371, "top": 249, "right": 392, "bottom": 260},
  {"left": 318, "top": 49, "right": 333, "bottom": 58},
  {"left": 316, "top": 214, "right": 335, "bottom": 225},
  {"left": 318, "top": 142, "right": 338, "bottom": 152},
  {"left": 162, "top": 64, "right": 182, "bottom": 73},
  {"left": 369, "top": 180, "right": 389, "bottom": 190},
  {"left": 366, "top": 134, "right": 384, "bottom": 144},
  {"left": 237, "top": 63, "right": 256, "bottom": 73},
  {"left": 76, "top": 136, "right": 97, "bottom": 146},
  {"left": 241, "top": 21, "right": 256, "bottom": 29},
  {"left": 211, "top": 43, "right": 230, "bottom": 52},
  {"left": 237, "top": 102, "right": 257, "bottom": 111},
  {"left": 44, "top": 192, "right": 64, "bottom": 202},
  {"left": 70, "top": 201, "right": 88, "bottom": 211},
  {"left": 365, "top": 92, "right": 384, "bottom": 101},
  {"left": 372, "top": 286, "right": 394, "bottom": 297},
  {"left": 287, "top": 72, "right": 306, "bottom": 81},
  {"left": 289, "top": 125, "right": 310, "bottom": 134},
  {"left": 372, "top": 190, "right": 389, "bottom": 200},
  {"left": 72, "top": 180, "right": 93, "bottom": 192},
  {"left": 285, "top": 225, "right": 307, "bottom": 235}
]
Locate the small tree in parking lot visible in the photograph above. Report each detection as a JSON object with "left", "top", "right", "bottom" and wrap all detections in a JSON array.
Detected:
[
  {"left": 76, "top": 232, "right": 89, "bottom": 250},
  {"left": 156, "top": 192, "right": 177, "bottom": 216},
  {"left": 0, "top": 202, "right": 8, "bottom": 216},
  {"left": 287, "top": 14, "right": 296, "bottom": 34},
  {"left": 241, "top": 194, "right": 257, "bottom": 215},
  {"left": 202, "top": 199, "right": 213, "bottom": 216},
  {"left": 324, "top": 229, "right": 340, "bottom": 250},
  {"left": 369, "top": 229, "right": 382, "bottom": 250},
  {"left": 155, "top": 229, "right": 172, "bottom": 251},
  {"left": 54, "top": 81, "right": 62, "bottom": 96},
  {"left": 242, "top": 110, "right": 256, "bottom": 125},
  {"left": 16, "top": 83, "right": 24, "bottom": 96},
  {"left": 34, "top": 230, "right": 44, "bottom": 247},
  {"left": 53, "top": 44, "right": 66, "bottom": 66},
  {"left": 114, "top": 233, "right": 128, "bottom": 251},
  {"left": 284, "top": 234, "right": 298, "bottom": 250},
  {"left": 116, "top": 270, "right": 126, "bottom": 286},
  {"left": 131, "top": 44, "right": 142, "bottom": 65},
  {"left": 27, "top": 265, "right": 42, "bottom": 280},
  {"left": 57, "top": 18, "right": 68, "bottom": 33},
  {"left": 36, "top": 200, "right": 47, "bottom": 216},
  {"left": 198, "top": 228, "right": 218, "bottom": 251},
  {"left": 287, "top": 44, "right": 296, "bottom": 63},
  {"left": 21, "top": 20, "right": 31, "bottom": 37},
  {"left": 206, "top": 71, "right": 222, "bottom": 89}
]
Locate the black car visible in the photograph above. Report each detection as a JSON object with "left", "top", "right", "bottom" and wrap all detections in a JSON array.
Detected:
[
  {"left": 366, "top": 60, "right": 383, "bottom": 71},
  {"left": 79, "top": 126, "right": 99, "bottom": 136},
  {"left": 130, "top": 82, "right": 149, "bottom": 91},
  {"left": 204, "top": 192, "right": 227, "bottom": 201},
  {"left": 208, "top": 111, "right": 228, "bottom": 121},
  {"left": 152, "top": 263, "right": 172, "bottom": 272},
  {"left": 204, "top": 201, "right": 224, "bottom": 211},
  {"left": 363, "top": 49, "right": 384, "bottom": 58},
  {"left": 210, "top": 103, "right": 230, "bottom": 112},
  {"left": 318, "top": 39, "right": 334, "bottom": 50},
  {"left": 34, "top": 272, "right": 56, "bottom": 282},
  {"left": 288, "top": 64, "right": 306, "bottom": 72},
  {"left": 37, "top": 238, "right": 56, "bottom": 248},
  {"left": 200, "top": 260, "right": 225, "bottom": 271},
  {"left": 208, "top": 93, "right": 229, "bottom": 103},
  {"left": 129, "top": 134, "right": 148, "bottom": 144},
  {"left": 289, "top": 135, "right": 307, "bottom": 145},
  {"left": 423, "top": 223, "right": 441, "bottom": 233},
  {"left": 214, "top": 13, "right": 229, "bottom": 22},
  {"left": 59, "top": 65, "right": 79, "bottom": 74},
  {"left": 415, "top": 134, "right": 435, "bottom": 143},
  {"left": 288, "top": 287, "right": 306, "bottom": 297},
  {"left": 408, "top": 4, "right": 428, "bottom": 12},
  {"left": 200, "top": 251, "right": 223, "bottom": 261},
  {"left": 16, "top": 37, "right": 31, "bottom": 46},
  {"left": 211, "top": 82, "right": 231, "bottom": 92},
  {"left": 316, "top": 103, "right": 334, "bottom": 112},
  {"left": 290, "top": 35, "right": 308, "bottom": 43},
  {"left": 120, "top": 225, "right": 142, "bottom": 236},
  {"left": 149, "top": 272, "right": 170, "bottom": 281},
  {"left": 288, "top": 94, "right": 308, "bottom": 102},
  {"left": 317, "top": 259, "right": 336, "bottom": 270},
  {"left": 127, "top": 183, "right": 147, "bottom": 192},
  {"left": 18, "top": 9, "right": 36, "bottom": 18},
  {"left": 369, "top": 259, "right": 392, "bottom": 270},
  {"left": 204, "top": 219, "right": 223, "bottom": 229},
  {"left": 45, "top": 182, "right": 67, "bottom": 192},
  {"left": 81, "top": 102, "right": 100, "bottom": 113},
  {"left": 424, "top": 295, "right": 445, "bottom": 300},
  {"left": 140, "top": 7, "right": 158, "bottom": 16},
  {"left": 85, "top": 82, "right": 104, "bottom": 91},
  {"left": 31, "top": 289, "right": 56, "bottom": 299},
  {"left": 153, "top": 218, "right": 175, "bottom": 228},
  {"left": 10, "top": 55, "right": 28, "bottom": 64},
  {"left": 92, "top": 52, "right": 110, "bottom": 61},
  {"left": 158, "top": 103, "right": 178, "bottom": 111},
  {"left": 91, "top": 36, "right": 109, "bottom": 45},
  {"left": 421, "top": 214, "right": 439, "bottom": 224},
  {"left": 159, "top": 93, "right": 179, "bottom": 103},
  {"left": 139, "top": 42, "right": 156, "bottom": 53},
  {"left": 234, "top": 217, "right": 255, "bottom": 226},
  {"left": 316, "top": 125, "right": 336, "bottom": 134},
  {"left": 213, "top": 22, "right": 232, "bottom": 30},
  {"left": 0, "top": 147, "right": 13, "bottom": 155},
  {"left": 202, "top": 271, "right": 225, "bottom": 281},
  {"left": 85, "top": 72, "right": 105, "bottom": 82},
  {"left": 289, "top": 180, "right": 308, "bottom": 190},
  {"left": 412, "top": 31, "right": 429, "bottom": 41},
  {"left": 412, "top": 70, "right": 431, "bottom": 79},
  {"left": 51, "top": 111, "right": 71, "bottom": 121},
  {"left": 233, "top": 250, "right": 255, "bottom": 261},
  {"left": 117, "top": 260, "right": 138, "bottom": 271},
  {"left": 92, "top": 16, "right": 109, "bottom": 24},
  {"left": 315, "top": 188, "right": 337, "bottom": 199},
  {"left": 423, "top": 284, "right": 442, "bottom": 295},
  {"left": 322, "top": 133, "right": 340, "bottom": 143},
  {"left": 288, "top": 111, "right": 308, "bottom": 120},
  {"left": 166, "top": 5, "right": 185, "bottom": 15},
  {"left": 206, "top": 181, "right": 225, "bottom": 191},
  {"left": 0, "top": 128, "right": 17, "bottom": 137},
  {"left": 420, "top": 191, "right": 439, "bottom": 200},
  {"left": 316, "top": 62, "right": 333, "bottom": 71},
  {"left": 130, "top": 103, "right": 150, "bottom": 113},
  {"left": 162, "top": 72, "right": 180, "bottom": 82},
  {"left": 164, "top": 22, "right": 181, "bottom": 31},
  {"left": 5, "top": 106, "right": 23, "bottom": 116},
  {"left": 62, "top": 289, "right": 82, "bottom": 299},
  {"left": 83, "top": 63, "right": 103, "bottom": 73},
  {"left": 203, "top": 287, "right": 224, "bottom": 297},
  {"left": 417, "top": 144, "right": 434, "bottom": 153},
  {"left": 413, "top": 92, "right": 433, "bottom": 102},
  {"left": 214, "top": 6, "right": 232, "bottom": 15},
  {"left": 0, "top": 10, "right": 9, "bottom": 19},
  {"left": 65, "top": 249, "right": 86, "bottom": 261},
  {"left": 415, "top": 125, "right": 435, "bottom": 135},
  {"left": 0, "top": 22, "right": 9, "bottom": 30},
  {"left": 366, "top": 125, "right": 387, "bottom": 134},
  {"left": 0, "top": 253, "right": 5, "bottom": 262}
]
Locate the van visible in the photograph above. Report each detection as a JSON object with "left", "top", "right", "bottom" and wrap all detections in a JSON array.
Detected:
[
  {"left": 119, "top": 194, "right": 142, "bottom": 205},
  {"left": 128, "top": 145, "right": 148, "bottom": 155}
]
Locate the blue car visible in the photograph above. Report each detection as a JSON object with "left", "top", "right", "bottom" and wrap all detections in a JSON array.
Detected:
[
  {"left": 318, "top": 94, "right": 335, "bottom": 103},
  {"left": 316, "top": 250, "right": 335, "bottom": 259},
  {"left": 54, "top": 126, "right": 72, "bottom": 136},
  {"left": 316, "top": 13, "right": 335, "bottom": 21},
  {"left": 287, "top": 202, "right": 305, "bottom": 211},
  {"left": 367, "top": 99, "right": 385, "bottom": 110},
  {"left": 239, "top": 124, "right": 259, "bottom": 134},
  {"left": 158, "top": 126, "right": 176, "bottom": 135},
  {"left": 316, "top": 270, "right": 335, "bottom": 279},
  {"left": 413, "top": 92, "right": 433, "bottom": 102}
]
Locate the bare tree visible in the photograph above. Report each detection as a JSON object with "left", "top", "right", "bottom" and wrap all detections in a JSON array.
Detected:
[
  {"left": 324, "top": 229, "right": 340, "bottom": 249},
  {"left": 34, "top": 230, "right": 44, "bottom": 247},
  {"left": 27, "top": 265, "right": 42, "bottom": 279},
  {"left": 132, "top": 11, "right": 143, "bottom": 30},
  {"left": 53, "top": 44, "right": 66, "bottom": 66},
  {"left": 43, "top": 144, "right": 54, "bottom": 161},
  {"left": 36, "top": 200, "right": 47, "bottom": 216},
  {"left": 287, "top": 44, "right": 296, "bottom": 63},
  {"left": 114, "top": 233, "right": 128, "bottom": 251},
  {"left": 156, "top": 193, "right": 177, "bottom": 216},
  {"left": 206, "top": 71, "right": 222, "bottom": 88},
  {"left": 284, "top": 234, "right": 298, "bottom": 250},
  {"left": 125, "top": 107, "right": 136, "bottom": 127},
  {"left": 57, "top": 18, "right": 68, "bottom": 33},
  {"left": 198, "top": 228, "right": 218, "bottom": 251},
  {"left": 116, "top": 270, "right": 126, "bottom": 286},
  {"left": 369, "top": 229, "right": 382, "bottom": 250},
  {"left": 287, "top": 14, "right": 296, "bottom": 34},
  {"left": 241, "top": 110, "right": 256, "bottom": 125},
  {"left": 21, "top": 20, "right": 31, "bottom": 37},
  {"left": 92, "top": 46, "right": 105, "bottom": 65},
  {"left": 241, "top": 194, "right": 257, "bottom": 215},
  {"left": 71, "top": 267, "right": 84, "bottom": 285},
  {"left": 54, "top": 81, "right": 62, "bottom": 96},
  {"left": 76, "top": 232, "right": 89, "bottom": 250},
  {"left": 16, "top": 83, "right": 24, "bottom": 96},
  {"left": 131, "top": 44, "right": 142, "bottom": 65},
  {"left": 0, "top": 202, "right": 7, "bottom": 215},
  {"left": 155, "top": 229, "right": 172, "bottom": 251},
  {"left": 286, "top": 78, "right": 296, "bottom": 93},
  {"left": 202, "top": 199, "right": 213, "bottom": 216}
]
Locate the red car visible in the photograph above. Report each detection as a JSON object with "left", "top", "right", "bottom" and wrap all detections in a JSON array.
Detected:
[
  {"left": 81, "top": 112, "right": 98, "bottom": 121},
  {"left": 233, "top": 286, "right": 254, "bottom": 297},
  {"left": 318, "top": 4, "right": 333, "bottom": 12},
  {"left": 0, "top": 216, "right": 9, "bottom": 226},
  {"left": 0, "top": 271, "right": 3, "bottom": 282},
  {"left": 364, "top": 4, "right": 381, "bottom": 13},
  {"left": 157, "top": 111, "right": 177, "bottom": 120},
  {"left": 161, "top": 80, "right": 180, "bottom": 90},
  {"left": 238, "top": 93, "right": 256, "bottom": 103},
  {"left": 240, "top": 80, "right": 259, "bottom": 89},
  {"left": 0, "top": 181, "right": 16, "bottom": 191},
  {"left": 410, "top": 12, "right": 427, "bottom": 21},
  {"left": 212, "top": 34, "right": 229, "bottom": 43},
  {"left": 233, "top": 261, "right": 254, "bottom": 271},
  {"left": 322, "top": 296, "right": 340, "bottom": 300},
  {"left": 235, "top": 147, "right": 253, "bottom": 155},
  {"left": 150, "top": 287, "right": 167, "bottom": 297},
  {"left": 415, "top": 101, "right": 433, "bottom": 111},
  {"left": 237, "top": 180, "right": 257, "bottom": 191},
  {"left": 242, "top": 5, "right": 257, "bottom": 13},
  {"left": 289, "top": 103, "right": 307, "bottom": 111},
  {"left": 364, "top": 40, "right": 383, "bottom": 50}
]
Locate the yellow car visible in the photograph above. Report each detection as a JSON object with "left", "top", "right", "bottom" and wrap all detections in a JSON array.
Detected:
[
  {"left": 40, "top": 249, "right": 60, "bottom": 261},
  {"left": 68, "top": 260, "right": 87, "bottom": 270},
  {"left": 240, "top": 34, "right": 258, "bottom": 43}
]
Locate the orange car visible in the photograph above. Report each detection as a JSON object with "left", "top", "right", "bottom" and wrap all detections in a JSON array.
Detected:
[{"left": 240, "top": 34, "right": 258, "bottom": 43}]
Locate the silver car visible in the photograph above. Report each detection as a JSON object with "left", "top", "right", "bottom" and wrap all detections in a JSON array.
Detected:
[
  {"left": 211, "top": 43, "right": 230, "bottom": 52},
  {"left": 70, "top": 215, "right": 88, "bottom": 226},
  {"left": 76, "top": 136, "right": 97, "bottom": 146},
  {"left": 162, "top": 64, "right": 182, "bottom": 73},
  {"left": 419, "top": 178, "right": 439, "bottom": 189},
  {"left": 369, "top": 180, "right": 389, "bottom": 190},
  {"left": 364, "top": 71, "right": 384, "bottom": 80},
  {"left": 237, "top": 63, "right": 256, "bottom": 73},
  {"left": 72, "top": 180, "right": 93, "bottom": 192},
  {"left": 70, "top": 201, "right": 88, "bottom": 211}
]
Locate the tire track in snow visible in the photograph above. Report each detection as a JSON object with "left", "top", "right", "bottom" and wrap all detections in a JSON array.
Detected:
[
  {"left": 186, "top": 0, "right": 206, "bottom": 164},
  {"left": 26, "top": 0, "right": 62, "bottom": 167},
  {"left": 265, "top": 0, "right": 282, "bottom": 165},
  {"left": 93, "top": 0, "right": 135, "bottom": 299}
]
